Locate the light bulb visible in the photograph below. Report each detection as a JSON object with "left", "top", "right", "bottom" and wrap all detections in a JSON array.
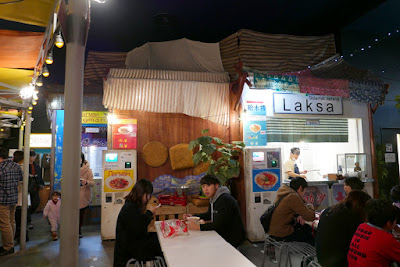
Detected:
[
  {"left": 28, "top": 106, "right": 33, "bottom": 110},
  {"left": 32, "top": 100, "right": 37, "bottom": 105},
  {"left": 36, "top": 76, "right": 43, "bottom": 87},
  {"left": 42, "top": 65, "right": 50, "bottom": 77},
  {"left": 45, "top": 50, "right": 53, "bottom": 65},
  {"left": 27, "top": 110, "right": 32, "bottom": 114},
  {"left": 55, "top": 32, "right": 64, "bottom": 48}
]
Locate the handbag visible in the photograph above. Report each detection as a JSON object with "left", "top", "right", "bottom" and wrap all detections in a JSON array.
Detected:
[{"left": 260, "top": 194, "right": 289, "bottom": 233}]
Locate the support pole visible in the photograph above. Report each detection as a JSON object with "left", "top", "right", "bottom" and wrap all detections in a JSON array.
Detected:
[
  {"left": 59, "top": 0, "right": 89, "bottom": 266},
  {"left": 20, "top": 111, "right": 31, "bottom": 250},
  {"left": 18, "top": 126, "right": 23, "bottom": 150}
]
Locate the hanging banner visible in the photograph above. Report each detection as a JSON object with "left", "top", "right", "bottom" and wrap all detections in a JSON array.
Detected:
[
  {"left": 273, "top": 93, "right": 343, "bottom": 115},
  {"left": 112, "top": 119, "right": 137, "bottom": 149},
  {"left": 54, "top": 110, "right": 64, "bottom": 191},
  {"left": 253, "top": 72, "right": 300, "bottom": 92},
  {"left": 244, "top": 120, "right": 267, "bottom": 146},
  {"left": 81, "top": 126, "right": 107, "bottom": 147}
]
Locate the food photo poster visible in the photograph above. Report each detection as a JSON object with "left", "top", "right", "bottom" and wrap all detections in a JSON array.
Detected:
[{"left": 252, "top": 169, "right": 280, "bottom": 192}]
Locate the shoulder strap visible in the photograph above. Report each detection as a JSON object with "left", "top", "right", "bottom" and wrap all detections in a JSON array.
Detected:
[{"left": 274, "top": 193, "right": 290, "bottom": 208}]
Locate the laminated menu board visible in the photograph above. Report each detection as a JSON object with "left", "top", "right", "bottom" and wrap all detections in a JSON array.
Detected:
[{"left": 112, "top": 119, "right": 137, "bottom": 149}]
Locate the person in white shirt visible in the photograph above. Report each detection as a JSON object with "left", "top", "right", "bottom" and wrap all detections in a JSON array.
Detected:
[{"left": 283, "top": 147, "right": 307, "bottom": 180}]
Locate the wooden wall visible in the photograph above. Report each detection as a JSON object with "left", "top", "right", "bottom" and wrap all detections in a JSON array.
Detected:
[
  {"left": 111, "top": 110, "right": 230, "bottom": 181},
  {"left": 110, "top": 90, "right": 246, "bottom": 227}
]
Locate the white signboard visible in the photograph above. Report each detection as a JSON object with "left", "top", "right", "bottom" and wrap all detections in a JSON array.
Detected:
[
  {"left": 385, "top": 153, "right": 396, "bottom": 163},
  {"left": 273, "top": 93, "right": 343, "bottom": 115},
  {"left": 30, "top": 134, "right": 52, "bottom": 148}
]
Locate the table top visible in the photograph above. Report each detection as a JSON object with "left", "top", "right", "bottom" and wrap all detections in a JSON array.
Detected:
[{"left": 155, "top": 221, "right": 256, "bottom": 267}]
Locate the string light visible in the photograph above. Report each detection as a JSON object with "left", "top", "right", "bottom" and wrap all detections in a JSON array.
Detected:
[
  {"left": 36, "top": 76, "right": 43, "bottom": 87},
  {"left": 42, "top": 65, "right": 50, "bottom": 77},
  {"left": 32, "top": 100, "right": 37, "bottom": 105},
  {"left": 45, "top": 50, "right": 54, "bottom": 65},
  {"left": 55, "top": 31, "right": 64, "bottom": 48}
]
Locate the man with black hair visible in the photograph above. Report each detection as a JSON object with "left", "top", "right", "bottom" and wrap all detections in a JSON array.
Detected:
[
  {"left": 283, "top": 147, "right": 307, "bottom": 180},
  {"left": 0, "top": 147, "right": 23, "bottom": 256},
  {"left": 348, "top": 199, "right": 400, "bottom": 266},
  {"left": 268, "top": 177, "right": 315, "bottom": 244},
  {"left": 185, "top": 174, "right": 245, "bottom": 247}
]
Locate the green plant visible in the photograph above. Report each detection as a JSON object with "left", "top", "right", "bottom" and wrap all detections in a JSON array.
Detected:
[
  {"left": 189, "top": 129, "right": 245, "bottom": 185},
  {"left": 376, "top": 144, "right": 395, "bottom": 200}
]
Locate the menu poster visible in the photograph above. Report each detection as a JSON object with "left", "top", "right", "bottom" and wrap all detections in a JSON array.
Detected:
[
  {"left": 303, "top": 185, "right": 329, "bottom": 211},
  {"left": 252, "top": 169, "right": 280, "bottom": 192},
  {"left": 112, "top": 119, "right": 137, "bottom": 149},
  {"left": 244, "top": 120, "right": 267, "bottom": 146},
  {"left": 104, "top": 170, "right": 134, "bottom": 193}
]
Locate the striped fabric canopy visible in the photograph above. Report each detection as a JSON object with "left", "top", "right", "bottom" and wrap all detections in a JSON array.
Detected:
[
  {"left": 103, "top": 69, "right": 230, "bottom": 125},
  {"left": 219, "top": 29, "right": 337, "bottom": 78}
]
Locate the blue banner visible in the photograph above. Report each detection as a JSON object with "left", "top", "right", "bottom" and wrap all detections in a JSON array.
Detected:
[
  {"left": 54, "top": 110, "right": 64, "bottom": 191},
  {"left": 244, "top": 120, "right": 267, "bottom": 146}
]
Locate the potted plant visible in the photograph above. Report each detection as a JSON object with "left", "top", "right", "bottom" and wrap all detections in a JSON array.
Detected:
[{"left": 189, "top": 129, "right": 245, "bottom": 185}]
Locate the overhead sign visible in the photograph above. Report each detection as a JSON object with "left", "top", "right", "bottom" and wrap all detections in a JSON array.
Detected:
[
  {"left": 273, "top": 93, "right": 343, "bottom": 115},
  {"left": 30, "top": 134, "right": 52, "bottom": 148},
  {"left": 82, "top": 111, "right": 108, "bottom": 125}
]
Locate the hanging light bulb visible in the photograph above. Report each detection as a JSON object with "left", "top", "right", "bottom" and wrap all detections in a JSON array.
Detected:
[
  {"left": 32, "top": 100, "right": 37, "bottom": 105},
  {"left": 27, "top": 110, "right": 32, "bottom": 114},
  {"left": 45, "top": 50, "right": 54, "bottom": 65},
  {"left": 42, "top": 65, "right": 50, "bottom": 77},
  {"left": 36, "top": 76, "right": 43, "bottom": 87},
  {"left": 28, "top": 106, "right": 33, "bottom": 111},
  {"left": 55, "top": 32, "right": 64, "bottom": 48}
]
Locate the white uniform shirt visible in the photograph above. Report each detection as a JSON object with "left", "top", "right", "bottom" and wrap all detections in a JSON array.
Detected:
[{"left": 283, "top": 157, "right": 296, "bottom": 180}]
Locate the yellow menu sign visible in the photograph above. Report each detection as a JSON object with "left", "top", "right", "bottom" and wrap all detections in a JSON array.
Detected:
[
  {"left": 82, "top": 111, "right": 108, "bottom": 124},
  {"left": 104, "top": 170, "right": 135, "bottom": 192}
]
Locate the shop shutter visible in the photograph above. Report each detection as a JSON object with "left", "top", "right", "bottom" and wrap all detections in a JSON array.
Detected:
[{"left": 266, "top": 118, "right": 348, "bottom": 142}]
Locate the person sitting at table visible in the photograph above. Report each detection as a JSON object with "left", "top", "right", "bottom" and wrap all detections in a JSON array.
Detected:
[
  {"left": 316, "top": 190, "right": 371, "bottom": 267},
  {"left": 185, "top": 174, "right": 245, "bottom": 248},
  {"left": 347, "top": 199, "right": 400, "bottom": 266},
  {"left": 268, "top": 177, "right": 315, "bottom": 245},
  {"left": 343, "top": 177, "right": 364, "bottom": 195},
  {"left": 113, "top": 179, "right": 161, "bottom": 267}
]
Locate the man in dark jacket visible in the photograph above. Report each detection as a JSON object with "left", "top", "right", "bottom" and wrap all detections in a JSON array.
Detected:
[
  {"left": 186, "top": 174, "right": 245, "bottom": 248},
  {"left": 27, "top": 150, "right": 44, "bottom": 229}
]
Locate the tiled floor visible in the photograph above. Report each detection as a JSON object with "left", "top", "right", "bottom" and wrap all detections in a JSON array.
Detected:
[{"left": 0, "top": 212, "right": 276, "bottom": 267}]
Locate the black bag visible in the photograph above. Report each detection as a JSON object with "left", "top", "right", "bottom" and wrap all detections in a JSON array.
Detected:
[{"left": 260, "top": 194, "right": 289, "bottom": 233}]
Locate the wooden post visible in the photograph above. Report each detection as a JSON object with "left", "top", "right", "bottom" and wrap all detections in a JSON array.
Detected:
[{"left": 368, "top": 104, "right": 379, "bottom": 198}]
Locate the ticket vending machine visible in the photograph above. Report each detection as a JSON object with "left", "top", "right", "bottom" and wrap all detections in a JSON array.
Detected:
[
  {"left": 244, "top": 148, "right": 281, "bottom": 242},
  {"left": 101, "top": 150, "right": 137, "bottom": 240}
]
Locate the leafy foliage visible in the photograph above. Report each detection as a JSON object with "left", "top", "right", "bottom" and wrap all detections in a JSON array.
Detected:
[
  {"left": 376, "top": 144, "right": 397, "bottom": 200},
  {"left": 189, "top": 129, "right": 245, "bottom": 185}
]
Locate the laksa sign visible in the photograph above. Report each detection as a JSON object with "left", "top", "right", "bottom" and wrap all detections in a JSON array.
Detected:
[{"left": 273, "top": 93, "right": 343, "bottom": 115}]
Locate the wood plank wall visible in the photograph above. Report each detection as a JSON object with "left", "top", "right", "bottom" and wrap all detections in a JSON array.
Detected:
[
  {"left": 111, "top": 110, "right": 230, "bottom": 181},
  {"left": 110, "top": 90, "right": 246, "bottom": 227}
]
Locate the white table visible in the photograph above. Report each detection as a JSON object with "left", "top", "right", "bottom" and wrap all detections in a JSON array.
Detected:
[{"left": 155, "top": 221, "right": 256, "bottom": 267}]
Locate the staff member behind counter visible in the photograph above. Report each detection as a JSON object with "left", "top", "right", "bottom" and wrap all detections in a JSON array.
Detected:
[{"left": 283, "top": 148, "right": 307, "bottom": 180}]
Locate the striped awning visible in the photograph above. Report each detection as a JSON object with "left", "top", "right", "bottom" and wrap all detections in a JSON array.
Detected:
[
  {"left": 84, "top": 51, "right": 127, "bottom": 86},
  {"left": 103, "top": 69, "right": 230, "bottom": 126},
  {"left": 219, "top": 29, "right": 336, "bottom": 78}
]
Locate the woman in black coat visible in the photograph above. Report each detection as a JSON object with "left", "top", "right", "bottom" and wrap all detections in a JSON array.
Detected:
[
  {"left": 315, "top": 190, "right": 371, "bottom": 267},
  {"left": 113, "top": 179, "right": 162, "bottom": 267}
]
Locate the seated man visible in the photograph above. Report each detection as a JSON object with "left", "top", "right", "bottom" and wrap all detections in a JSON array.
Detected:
[
  {"left": 186, "top": 174, "right": 245, "bottom": 248},
  {"left": 347, "top": 199, "right": 400, "bottom": 266},
  {"left": 269, "top": 177, "right": 315, "bottom": 245}
]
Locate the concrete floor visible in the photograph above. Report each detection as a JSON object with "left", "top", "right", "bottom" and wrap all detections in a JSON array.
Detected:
[{"left": 0, "top": 212, "right": 276, "bottom": 267}]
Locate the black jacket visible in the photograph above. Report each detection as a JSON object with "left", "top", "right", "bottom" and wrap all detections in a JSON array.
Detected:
[
  {"left": 316, "top": 206, "right": 363, "bottom": 267},
  {"left": 196, "top": 186, "right": 245, "bottom": 247},
  {"left": 28, "top": 162, "right": 43, "bottom": 193},
  {"left": 113, "top": 201, "right": 161, "bottom": 267}
]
